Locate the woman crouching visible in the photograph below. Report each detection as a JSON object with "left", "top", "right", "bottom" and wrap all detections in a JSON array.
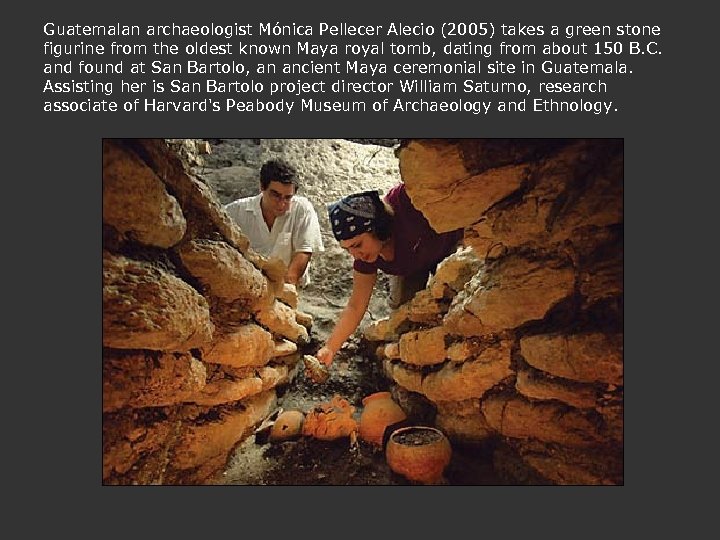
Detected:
[{"left": 316, "top": 182, "right": 463, "bottom": 366}]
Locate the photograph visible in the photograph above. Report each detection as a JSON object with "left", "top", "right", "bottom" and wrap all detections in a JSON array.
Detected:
[{"left": 102, "top": 138, "right": 623, "bottom": 485}]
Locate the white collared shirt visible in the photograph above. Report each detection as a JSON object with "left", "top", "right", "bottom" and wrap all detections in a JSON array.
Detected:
[{"left": 224, "top": 193, "right": 324, "bottom": 287}]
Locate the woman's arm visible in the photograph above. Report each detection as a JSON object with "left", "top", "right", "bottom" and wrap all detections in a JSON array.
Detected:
[{"left": 316, "top": 270, "right": 377, "bottom": 366}]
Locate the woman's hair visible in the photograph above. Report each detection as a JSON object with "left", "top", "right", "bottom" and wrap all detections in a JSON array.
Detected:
[{"left": 372, "top": 198, "right": 394, "bottom": 241}]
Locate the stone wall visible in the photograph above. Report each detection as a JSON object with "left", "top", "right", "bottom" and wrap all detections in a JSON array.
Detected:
[
  {"left": 363, "top": 139, "right": 623, "bottom": 485},
  {"left": 103, "top": 138, "right": 624, "bottom": 485},
  {"left": 102, "top": 139, "right": 310, "bottom": 484}
]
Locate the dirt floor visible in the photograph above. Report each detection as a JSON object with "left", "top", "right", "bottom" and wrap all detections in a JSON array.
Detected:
[{"left": 216, "top": 293, "right": 506, "bottom": 486}]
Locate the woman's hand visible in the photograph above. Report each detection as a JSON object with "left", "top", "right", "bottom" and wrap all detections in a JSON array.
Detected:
[
  {"left": 318, "top": 271, "right": 377, "bottom": 367},
  {"left": 316, "top": 346, "right": 335, "bottom": 366}
]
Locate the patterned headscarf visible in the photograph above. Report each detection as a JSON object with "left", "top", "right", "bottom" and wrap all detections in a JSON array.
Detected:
[{"left": 327, "top": 190, "right": 382, "bottom": 241}]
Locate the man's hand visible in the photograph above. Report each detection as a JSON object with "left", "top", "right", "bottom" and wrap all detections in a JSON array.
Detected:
[
  {"left": 316, "top": 346, "right": 336, "bottom": 366},
  {"left": 286, "top": 252, "right": 311, "bottom": 285}
]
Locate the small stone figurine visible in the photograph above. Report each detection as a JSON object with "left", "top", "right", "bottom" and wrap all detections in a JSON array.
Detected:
[{"left": 302, "top": 354, "right": 330, "bottom": 384}]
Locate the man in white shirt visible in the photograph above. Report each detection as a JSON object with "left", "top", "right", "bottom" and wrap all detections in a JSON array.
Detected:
[{"left": 224, "top": 159, "right": 324, "bottom": 288}]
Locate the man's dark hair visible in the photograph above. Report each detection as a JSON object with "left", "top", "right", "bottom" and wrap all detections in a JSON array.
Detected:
[{"left": 260, "top": 159, "right": 299, "bottom": 190}]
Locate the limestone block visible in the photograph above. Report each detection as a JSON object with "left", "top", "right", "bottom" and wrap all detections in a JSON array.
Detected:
[
  {"left": 190, "top": 366, "right": 289, "bottom": 407},
  {"left": 428, "top": 246, "right": 482, "bottom": 299},
  {"left": 515, "top": 369, "right": 599, "bottom": 409},
  {"left": 258, "top": 365, "right": 290, "bottom": 389},
  {"left": 447, "top": 256, "right": 575, "bottom": 335},
  {"left": 209, "top": 302, "right": 257, "bottom": 329},
  {"left": 272, "top": 351, "right": 303, "bottom": 367},
  {"left": 436, "top": 399, "right": 494, "bottom": 443},
  {"left": 548, "top": 148, "right": 623, "bottom": 240},
  {"left": 443, "top": 305, "right": 488, "bottom": 337},
  {"left": 435, "top": 398, "right": 482, "bottom": 418},
  {"left": 482, "top": 395, "right": 604, "bottom": 448},
  {"left": 462, "top": 222, "right": 494, "bottom": 261},
  {"left": 102, "top": 140, "right": 187, "bottom": 249},
  {"left": 520, "top": 333, "right": 623, "bottom": 386},
  {"left": 436, "top": 414, "right": 494, "bottom": 444},
  {"left": 579, "top": 257, "right": 623, "bottom": 309},
  {"left": 103, "top": 253, "right": 214, "bottom": 351},
  {"left": 387, "top": 342, "right": 512, "bottom": 401},
  {"left": 399, "top": 139, "right": 468, "bottom": 187},
  {"left": 460, "top": 144, "right": 570, "bottom": 255},
  {"left": 190, "top": 376, "right": 262, "bottom": 407},
  {"left": 387, "top": 303, "right": 412, "bottom": 336},
  {"left": 595, "top": 400, "right": 623, "bottom": 444},
  {"left": 446, "top": 338, "right": 488, "bottom": 363},
  {"left": 272, "top": 339, "right": 298, "bottom": 358},
  {"left": 102, "top": 407, "right": 179, "bottom": 483},
  {"left": 246, "top": 250, "right": 287, "bottom": 296},
  {"left": 463, "top": 140, "right": 622, "bottom": 257},
  {"left": 465, "top": 198, "right": 551, "bottom": 255},
  {"left": 515, "top": 440, "right": 623, "bottom": 485},
  {"left": 132, "top": 138, "right": 250, "bottom": 253},
  {"left": 278, "top": 283, "right": 299, "bottom": 309},
  {"left": 399, "top": 140, "right": 527, "bottom": 233},
  {"left": 169, "top": 391, "right": 276, "bottom": 472},
  {"left": 453, "top": 139, "right": 565, "bottom": 173},
  {"left": 362, "top": 317, "right": 391, "bottom": 342},
  {"left": 362, "top": 305, "right": 412, "bottom": 343},
  {"left": 522, "top": 453, "right": 618, "bottom": 486},
  {"left": 384, "top": 342, "right": 401, "bottom": 359},
  {"left": 167, "top": 138, "right": 211, "bottom": 167},
  {"left": 407, "top": 289, "right": 447, "bottom": 324},
  {"left": 219, "top": 366, "right": 258, "bottom": 379},
  {"left": 399, "top": 326, "right": 448, "bottom": 366},
  {"left": 103, "top": 352, "right": 207, "bottom": 412},
  {"left": 255, "top": 300, "right": 309, "bottom": 344},
  {"left": 176, "top": 239, "right": 269, "bottom": 306},
  {"left": 202, "top": 324, "right": 274, "bottom": 367},
  {"left": 443, "top": 273, "right": 487, "bottom": 337},
  {"left": 295, "top": 310, "right": 314, "bottom": 330}
]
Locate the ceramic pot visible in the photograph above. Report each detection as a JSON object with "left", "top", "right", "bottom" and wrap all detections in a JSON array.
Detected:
[
  {"left": 358, "top": 391, "right": 407, "bottom": 446},
  {"left": 269, "top": 410, "right": 305, "bottom": 442},
  {"left": 302, "top": 395, "right": 358, "bottom": 441},
  {"left": 385, "top": 426, "right": 452, "bottom": 484}
]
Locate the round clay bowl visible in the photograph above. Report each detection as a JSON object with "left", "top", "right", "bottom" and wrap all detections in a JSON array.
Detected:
[
  {"left": 359, "top": 391, "right": 407, "bottom": 446},
  {"left": 385, "top": 426, "right": 452, "bottom": 484}
]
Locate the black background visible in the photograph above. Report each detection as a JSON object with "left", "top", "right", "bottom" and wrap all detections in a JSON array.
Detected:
[{"left": 7, "top": 0, "right": 712, "bottom": 535}]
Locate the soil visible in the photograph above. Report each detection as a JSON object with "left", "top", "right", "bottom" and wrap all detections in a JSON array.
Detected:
[
  {"left": 392, "top": 428, "right": 444, "bottom": 445},
  {"left": 216, "top": 298, "right": 506, "bottom": 486}
]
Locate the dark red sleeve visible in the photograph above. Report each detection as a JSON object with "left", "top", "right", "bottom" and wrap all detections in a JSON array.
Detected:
[{"left": 353, "top": 259, "right": 377, "bottom": 274}]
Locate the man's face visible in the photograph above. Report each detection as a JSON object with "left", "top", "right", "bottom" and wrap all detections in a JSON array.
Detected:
[{"left": 261, "top": 180, "right": 296, "bottom": 218}]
